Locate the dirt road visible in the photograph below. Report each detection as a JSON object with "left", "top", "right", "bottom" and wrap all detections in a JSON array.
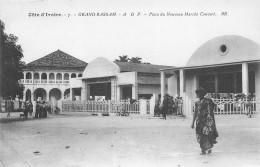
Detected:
[{"left": 0, "top": 113, "right": 259, "bottom": 167}]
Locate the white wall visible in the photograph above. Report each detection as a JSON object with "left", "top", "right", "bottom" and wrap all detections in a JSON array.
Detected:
[
  {"left": 117, "top": 72, "right": 136, "bottom": 85},
  {"left": 82, "top": 57, "right": 119, "bottom": 78},
  {"left": 168, "top": 74, "right": 178, "bottom": 97},
  {"left": 138, "top": 84, "right": 163, "bottom": 94},
  {"left": 70, "top": 78, "right": 82, "bottom": 88}
]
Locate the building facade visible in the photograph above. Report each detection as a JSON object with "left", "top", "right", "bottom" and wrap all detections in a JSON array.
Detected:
[
  {"left": 20, "top": 50, "right": 87, "bottom": 102},
  {"left": 70, "top": 57, "right": 174, "bottom": 101},
  {"left": 161, "top": 35, "right": 260, "bottom": 117}
]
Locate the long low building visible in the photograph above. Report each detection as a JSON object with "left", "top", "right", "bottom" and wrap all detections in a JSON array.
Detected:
[
  {"left": 161, "top": 35, "right": 260, "bottom": 117},
  {"left": 70, "top": 57, "right": 174, "bottom": 101}
]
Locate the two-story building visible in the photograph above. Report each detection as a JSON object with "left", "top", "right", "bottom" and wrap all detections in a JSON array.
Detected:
[{"left": 20, "top": 50, "right": 87, "bottom": 102}]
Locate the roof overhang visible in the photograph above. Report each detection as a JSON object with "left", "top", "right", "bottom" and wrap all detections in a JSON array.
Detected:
[{"left": 159, "top": 60, "right": 260, "bottom": 71}]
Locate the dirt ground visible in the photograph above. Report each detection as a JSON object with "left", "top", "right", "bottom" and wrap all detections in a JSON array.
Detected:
[{"left": 0, "top": 112, "right": 260, "bottom": 167}]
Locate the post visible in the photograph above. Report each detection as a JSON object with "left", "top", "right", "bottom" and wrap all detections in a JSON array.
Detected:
[
  {"left": 140, "top": 99, "right": 147, "bottom": 114},
  {"left": 132, "top": 71, "right": 138, "bottom": 100},
  {"left": 242, "top": 63, "right": 249, "bottom": 95},
  {"left": 70, "top": 88, "right": 73, "bottom": 100},
  {"left": 81, "top": 80, "right": 86, "bottom": 100},
  {"left": 215, "top": 75, "right": 219, "bottom": 98},
  {"left": 179, "top": 69, "right": 185, "bottom": 97},
  {"left": 150, "top": 94, "right": 157, "bottom": 115},
  {"left": 160, "top": 71, "right": 165, "bottom": 104}
]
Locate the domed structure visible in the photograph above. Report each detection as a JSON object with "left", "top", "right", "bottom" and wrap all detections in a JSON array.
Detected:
[
  {"left": 164, "top": 35, "right": 260, "bottom": 117},
  {"left": 186, "top": 35, "right": 260, "bottom": 67}
]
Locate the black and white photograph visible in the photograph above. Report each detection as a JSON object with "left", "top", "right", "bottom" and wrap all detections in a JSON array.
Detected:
[{"left": 0, "top": 0, "right": 259, "bottom": 166}]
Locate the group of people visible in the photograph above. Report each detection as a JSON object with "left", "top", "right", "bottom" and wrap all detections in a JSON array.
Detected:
[
  {"left": 35, "top": 100, "right": 49, "bottom": 118},
  {"left": 5, "top": 96, "right": 33, "bottom": 118},
  {"left": 234, "top": 93, "right": 254, "bottom": 118},
  {"left": 4, "top": 96, "right": 61, "bottom": 118},
  {"left": 154, "top": 94, "right": 183, "bottom": 119}
]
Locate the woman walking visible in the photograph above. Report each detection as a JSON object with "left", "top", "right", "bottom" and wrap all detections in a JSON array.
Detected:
[{"left": 191, "top": 87, "right": 218, "bottom": 155}]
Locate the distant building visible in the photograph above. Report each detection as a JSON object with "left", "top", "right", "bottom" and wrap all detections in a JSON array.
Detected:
[
  {"left": 161, "top": 35, "right": 260, "bottom": 116},
  {"left": 70, "top": 57, "right": 174, "bottom": 101},
  {"left": 20, "top": 50, "right": 87, "bottom": 102}
]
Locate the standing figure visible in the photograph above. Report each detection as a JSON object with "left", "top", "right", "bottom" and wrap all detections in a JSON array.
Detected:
[
  {"left": 24, "top": 101, "right": 30, "bottom": 118},
  {"left": 168, "top": 96, "right": 174, "bottom": 115},
  {"left": 6, "top": 96, "right": 13, "bottom": 117},
  {"left": 162, "top": 94, "right": 169, "bottom": 120},
  {"left": 35, "top": 101, "right": 40, "bottom": 118},
  {"left": 28, "top": 101, "right": 33, "bottom": 116},
  {"left": 191, "top": 87, "right": 218, "bottom": 155},
  {"left": 245, "top": 96, "right": 253, "bottom": 118},
  {"left": 154, "top": 94, "right": 161, "bottom": 117}
]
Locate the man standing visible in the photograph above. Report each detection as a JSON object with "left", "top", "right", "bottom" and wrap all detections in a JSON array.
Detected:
[{"left": 162, "top": 94, "right": 169, "bottom": 120}]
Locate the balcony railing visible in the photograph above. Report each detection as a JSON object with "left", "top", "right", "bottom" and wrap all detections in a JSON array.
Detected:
[
  {"left": 56, "top": 80, "right": 63, "bottom": 84},
  {"left": 41, "top": 79, "right": 47, "bottom": 83},
  {"left": 19, "top": 79, "right": 70, "bottom": 84}
]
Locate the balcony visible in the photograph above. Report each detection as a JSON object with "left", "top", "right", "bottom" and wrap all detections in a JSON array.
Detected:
[{"left": 19, "top": 79, "right": 70, "bottom": 85}]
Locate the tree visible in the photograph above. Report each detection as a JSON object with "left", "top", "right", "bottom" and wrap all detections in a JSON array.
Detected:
[
  {"left": 129, "top": 57, "right": 142, "bottom": 63},
  {"left": 115, "top": 55, "right": 129, "bottom": 62},
  {"left": 115, "top": 55, "right": 150, "bottom": 64},
  {"left": 0, "top": 20, "right": 25, "bottom": 99}
]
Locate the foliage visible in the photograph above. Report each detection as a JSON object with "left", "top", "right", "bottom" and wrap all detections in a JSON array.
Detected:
[
  {"left": 0, "top": 19, "right": 25, "bottom": 99},
  {"left": 115, "top": 55, "right": 129, "bottom": 62},
  {"left": 115, "top": 55, "right": 150, "bottom": 64}
]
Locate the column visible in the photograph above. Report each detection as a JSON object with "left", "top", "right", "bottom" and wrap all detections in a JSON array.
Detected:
[
  {"left": 61, "top": 73, "right": 64, "bottom": 83},
  {"left": 215, "top": 75, "right": 219, "bottom": 98},
  {"left": 116, "top": 86, "right": 121, "bottom": 100},
  {"left": 47, "top": 72, "right": 49, "bottom": 84},
  {"left": 39, "top": 72, "right": 42, "bottom": 83},
  {"left": 31, "top": 91, "right": 34, "bottom": 102},
  {"left": 46, "top": 90, "right": 49, "bottom": 101},
  {"left": 54, "top": 73, "right": 57, "bottom": 84},
  {"left": 81, "top": 80, "right": 89, "bottom": 100},
  {"left": 242, "top": 63, "right": 249, "bottom": 95},
  {"left": 23, "top": 90, "right": 26, "bottom": 101},
  {"left": 81, "top": 81, "right": 86, "bottom": 100},
  {"left": 191, "top": 74, "right": 199, "bottom": 99},
  {"left": 61, "top": 91, "right": 64, "bottom": 100},
  {"left": 23, "top": 72, "right": 26, "bottom": 83},
  {"left": 70, "top": 88, "right": 73, "bottom": 100},
  {"left": 132, "top": 71, "right": 138, "bottom": 100},
  {"left": 179, "top": 69, "right": 185, "bottom": 97},
  {"left": 32, "top": 72, "right": 34, "bottom": 83},
  {"left": 160, "top": 71, "right": 165, "bottom": 104},
  {"left": 86, "top": 84, "right": 90, "bottom": 100},
  {"left": 111, "top": 78, "right": 116, "bottom": 100}
]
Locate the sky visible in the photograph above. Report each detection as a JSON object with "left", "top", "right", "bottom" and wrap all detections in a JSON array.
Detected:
[{"left": 0, "top": 0, "right": 260, "bottom": 66}]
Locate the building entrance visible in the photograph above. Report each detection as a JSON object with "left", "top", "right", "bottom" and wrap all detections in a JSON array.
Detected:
[{"left": 90, "top": 82, "right": 111, "bottom": 100}]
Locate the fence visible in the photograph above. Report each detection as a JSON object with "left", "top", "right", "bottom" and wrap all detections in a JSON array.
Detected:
[
  {"left": 62, "top": 100, "right": 151, "bottom": 114},
  {"left": 192, "top": 98, "right": 257, "bottom": 115}
]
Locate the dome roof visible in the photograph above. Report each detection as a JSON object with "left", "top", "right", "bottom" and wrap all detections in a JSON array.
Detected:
[{"left": 186, "top": 35, "right": 260, "bottom": 67}]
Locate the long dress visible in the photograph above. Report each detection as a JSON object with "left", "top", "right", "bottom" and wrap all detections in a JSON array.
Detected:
[{"left": 194, "top": 98, "right": 218, "bottom": 151}]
